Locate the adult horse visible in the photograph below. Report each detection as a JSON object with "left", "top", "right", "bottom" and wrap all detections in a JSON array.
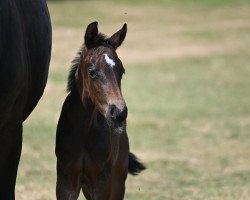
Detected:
[{"left": 0, "top": 0, "right": 52, "bottom": 199}]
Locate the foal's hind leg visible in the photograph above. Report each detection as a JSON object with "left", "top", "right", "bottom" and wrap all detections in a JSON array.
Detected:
[{"left": 56, "top": 161, "right": 82, "bottom": 200}]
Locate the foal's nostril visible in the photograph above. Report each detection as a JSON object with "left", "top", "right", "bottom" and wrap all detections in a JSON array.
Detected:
[
  {"left": 117, "top": 106, "right": 128, "bottom": 122},
  {"left": 110, "top": 105, "right": 128, "bottom": 123},
  {"left": 110, "top": 105, "right": 117, "bottom": 118}
]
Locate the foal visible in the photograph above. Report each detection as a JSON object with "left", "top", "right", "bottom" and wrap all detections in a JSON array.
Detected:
[{"left": 56, "top": 22, "right": 145, "bottom": 200}]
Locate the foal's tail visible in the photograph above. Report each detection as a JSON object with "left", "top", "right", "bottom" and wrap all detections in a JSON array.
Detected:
[{"left": 128, "top": 152, "right": 146, "bottom": 175}]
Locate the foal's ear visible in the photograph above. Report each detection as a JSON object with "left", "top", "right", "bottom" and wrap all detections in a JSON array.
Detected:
[
  {"left": 84, "top": 21, "right": 98, "bottom": 48},
  {"left": 108, "top": 23, "right": 127, "bottom": 50}
]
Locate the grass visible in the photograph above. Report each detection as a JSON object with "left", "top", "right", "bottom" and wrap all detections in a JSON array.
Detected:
[{"left": 16, "top": 0, "right": 250, "bottom": 199}]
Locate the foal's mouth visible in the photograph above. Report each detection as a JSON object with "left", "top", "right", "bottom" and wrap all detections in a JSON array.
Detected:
[
  {"left": 109, "top": 120, "right": 126, "bottom": 135},
  {"left": 107, "top": 103, "right": 127, "bottom": 134}
]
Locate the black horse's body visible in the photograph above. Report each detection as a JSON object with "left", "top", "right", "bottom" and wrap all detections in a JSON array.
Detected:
[{"left": 0, "top": 0, "right": 51, "bottom": 199}]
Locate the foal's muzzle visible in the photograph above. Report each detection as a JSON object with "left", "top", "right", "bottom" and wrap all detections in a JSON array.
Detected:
[{"left": 109, "top": 104, "right": 128, "bottom": 123}]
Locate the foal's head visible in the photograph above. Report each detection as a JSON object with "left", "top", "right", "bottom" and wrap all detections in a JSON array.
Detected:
[{"left": 77, "top": 22, "right": 128, "bottom": 129}]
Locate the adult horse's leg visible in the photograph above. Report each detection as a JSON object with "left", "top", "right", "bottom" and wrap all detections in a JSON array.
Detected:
[
  {"left": 0, "top": 119, "right": 22, "bottom": 199},
  {"left": 0, "top": 2, "right": 25, "bottom": 197}
]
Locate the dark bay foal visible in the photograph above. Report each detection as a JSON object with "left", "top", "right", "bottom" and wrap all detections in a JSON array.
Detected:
[{"left": 56, "top": 22, "right": 145, "bottom": 200}]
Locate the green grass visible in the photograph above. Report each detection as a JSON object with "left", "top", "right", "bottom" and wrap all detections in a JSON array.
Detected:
[
  {"left": 49, "top": 0, "right": 250, "bottom": 6},
  {"left": 16, "top": 0, "right": 250, "bottom": 199},
  {"left": 48, "top": 0, "right": 250, "bottom": 28},
  {"left": 124, "top": 56, "right": 250, "bottom": 199},
  {"left": 118, "top": 0, "right": 250, "bottom": 8}
]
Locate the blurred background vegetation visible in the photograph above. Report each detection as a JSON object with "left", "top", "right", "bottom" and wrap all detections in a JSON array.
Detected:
[{"left": 16, "top": 0, "right": 250, "bottom": 199}]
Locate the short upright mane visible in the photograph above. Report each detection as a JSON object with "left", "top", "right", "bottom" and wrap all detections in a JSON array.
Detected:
[
  {"left": 67, "top": 33, "right": 111, "bottom": 92},
  {"left": 67, "top": 46, "right": 83, "bottom": 92}
]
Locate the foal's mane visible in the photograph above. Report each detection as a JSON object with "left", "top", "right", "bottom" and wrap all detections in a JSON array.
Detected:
[
  {"left": 67, "top": 47, "right": 83, "bottom": 92},
  {"left": 67, "top": 33, "right": 111, "bottom": 92}
]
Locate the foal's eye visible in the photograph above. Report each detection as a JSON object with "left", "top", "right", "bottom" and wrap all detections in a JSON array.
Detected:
[{"left": 88, "top": 68, "right": 97, "bottom": 79}]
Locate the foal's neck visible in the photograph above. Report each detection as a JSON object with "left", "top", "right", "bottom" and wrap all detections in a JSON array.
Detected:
[{"left": 68, "top": 87, "right": 121, "bottom": 163}]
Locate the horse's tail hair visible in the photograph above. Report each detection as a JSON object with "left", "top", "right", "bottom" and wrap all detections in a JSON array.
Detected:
[{"left": 128, "top": 152, "right": 146, "bottom": 176}]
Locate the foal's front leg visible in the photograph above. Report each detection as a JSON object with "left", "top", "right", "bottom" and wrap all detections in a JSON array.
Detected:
[
  {"left": 92, "top": 167, "right": 127, "bottom": 200},
  {"left": 93, "top": 161, "right": 128, "bottom": 199},
  {"left": 109, "top": 134, "right": 129, "bottom": 200},
  {"left": 82, "top": 172, "right": 112, "bottom": 200},
  {"left": 56, "top": 161, "right": 82, "bottom": 200},
  {"left": 109, "top": 168, "right": 127, "bottom": 200}
]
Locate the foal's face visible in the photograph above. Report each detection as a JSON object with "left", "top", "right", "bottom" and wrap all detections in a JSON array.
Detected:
[
  {"left": 80, "top": 22, "right": 128, "bottom": 127},
  {"left": 84, "top": 47, "right": 127, "bottom": 122}
]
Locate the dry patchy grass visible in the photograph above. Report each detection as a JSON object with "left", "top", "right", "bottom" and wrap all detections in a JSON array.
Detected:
[{"left": 16, "top": 1, "right": 250, "bottom": 199}]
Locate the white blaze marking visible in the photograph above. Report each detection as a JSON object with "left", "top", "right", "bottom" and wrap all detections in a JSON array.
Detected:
[{"left": 104, "top": 53, "right": 115, "bottom": 68}]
